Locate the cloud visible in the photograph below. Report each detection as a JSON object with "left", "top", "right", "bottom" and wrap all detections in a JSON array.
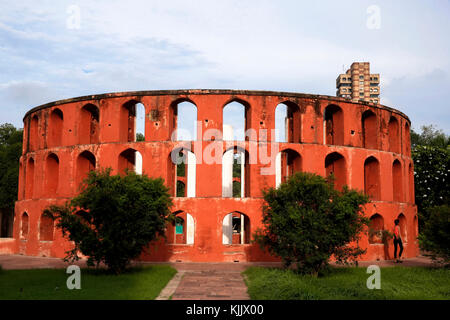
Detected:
[{"left": 0, "top": 1, "right": 448, "bottom": 133}]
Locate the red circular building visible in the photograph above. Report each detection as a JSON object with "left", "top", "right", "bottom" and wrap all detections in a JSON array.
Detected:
[{"left": 2, "top": 90, "right": 418, "bottom": 262}]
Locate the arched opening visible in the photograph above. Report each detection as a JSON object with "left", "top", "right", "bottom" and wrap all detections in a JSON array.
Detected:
[
  {"left": 223, "top": 100, "right": 249, "bottom": 141},
  {"left": 48, "top": 108, "right": 63, "bottom": 148},
  {"left": 222, "top": 212, "right": 250, "bottom": 245},
  {"left": 392, "top": 159, "right": 403, "bottom": 202},
  {"left": 25, "top": 157, "right": 35, "bottom": 199},
  {"left": 362, "top": 110, "right": 378, "bottom": 149},
  {"left": 369, "top": 213, "right": 384, "bottom": 244},
  {"left": 397, "top": 213, "right": 407, "bottom": 242},
  {"left": 120, "top": 101, "right": 146, "bottom": 142},
  {"left": 404, "top": 122, "right": 411, "bottom": 155},
  {"left": 118, "top": 148, "right": 143, "bottom": 175},
  {"left": 167, "top": 211, "right": 194, "bottom": 245},
  {"left": 364, "top": 156, "right": 381, "bottom": 200},
  {"left": 76, "top": 151, "right": 96, "bottom": 189},
  {"left": 39, "top": 212, "right": 54, "bottom": 241},
  {"left": 388, "top": 116, "right": 400, "bottom": 153},
  {"left": 275, "top": 149, "right": 302, "bottom": 188},
  {"left": 324, "top": 104, "right": 344, "bottom": 145},
  {"left": 0, "top": 209, "right": 13, "bottom": 238},
  {"left": 170, "top": 149, "right": 196, "bottom": 197},
  {"left": 79, "top": 104, "right": 99, "bottom": 145},
  {"left": 170, "top": 100, "right": 197, "bottom": 141},
  {"left": 325, "top": 152, "right": 347, "bottom": 191},
  {"left": 222, "top": 147, "right": 250, "bottom": 197},
  {"left": 29, "top": 115, "right": 39, "bottom": 151},
  {"left": 45, "top": 153, "right": 59, "bottom": 196},
  {"left": 275, "top": 102, "right": 301, "bottom": 143},
  {"left": 21, "top": 212, "right": 29, "bottom": 240}
]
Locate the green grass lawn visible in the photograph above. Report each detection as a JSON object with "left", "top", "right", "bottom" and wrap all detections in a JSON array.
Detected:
[
  {"left": 0, "top": 265, "right": 177, "bottom": 300},
  {"left": 243, "top": 266, "right": 450, "bottom": 300}
]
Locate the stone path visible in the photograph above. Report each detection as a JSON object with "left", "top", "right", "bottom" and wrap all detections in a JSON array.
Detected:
[
  {"left": 164, "top": 263, "right": 255, "bottom": 300},
  {"left": 0, "top": 254, "right": 439, "bottom": 300}
]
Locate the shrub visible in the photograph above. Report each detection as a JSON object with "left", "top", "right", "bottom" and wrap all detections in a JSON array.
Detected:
[
  {"left": 45, "top": 168, "right": 172, "bottom": 274},
  {"left": 254, "top": 172, "right": 370, "bottom": 275},
  {"left": 418, "top": 205, "right": 450, "bottom": 264}
]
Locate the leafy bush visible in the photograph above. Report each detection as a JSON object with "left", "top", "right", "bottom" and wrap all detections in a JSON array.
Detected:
[
  {"left": 136, "top": 133, "right": 145, "bottom": 142},
  {"left": 411, "top": 125, "right": 450, "bottom": 231},
  {"left": 413, "top": 145, "right": 450, "bottom": 227},
  {"left": 418, "top": 205, "right": 450, "bottom": 264},
  {"left": 254, "top": 172, "right": 369, "bottom": 275},
  {"left": 45, "top": 168, "right": 172, "bottom": 274}
]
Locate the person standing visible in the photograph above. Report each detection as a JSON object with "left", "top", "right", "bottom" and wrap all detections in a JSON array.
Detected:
[{"left": 393, "top": 219, "right": 403, "bottom": 263}]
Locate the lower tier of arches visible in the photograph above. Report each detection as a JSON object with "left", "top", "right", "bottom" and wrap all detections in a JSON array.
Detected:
[{"left": 4, "top": 198, "right": 419, "bottom": 262}]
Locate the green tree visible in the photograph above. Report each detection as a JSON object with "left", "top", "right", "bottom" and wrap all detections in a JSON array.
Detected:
[
  {"left": 418, "top": 205, "right": 450, "bottom": 264},
  {"left": 136, "top": 133, "right": 145, "bottom": 142},
  {"left": 255, "top": 172, "right": 369, "bottom": 275},
  {"left": 0, "top": 123, "right": 23, "bottom": 237},
  {"left": 45, "top": 168, "right": 173, "bottom": 274},
  {"left": 411, "top": 125, "right": 450, "bottom": 230},
  {"left": 411, "top": 125, "right": 449, "bottom": 149}
]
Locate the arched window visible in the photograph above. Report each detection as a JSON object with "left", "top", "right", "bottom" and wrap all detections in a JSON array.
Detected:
[
  {"left": 275, "top": 102, "right": 301, "bottom": 143},
  {"left": 223, "top": 100, "right": 249, "bottom": 141},
  {"left": 397, "top": 213, "right": 407, "bottom": 242},
  {"left": 222, "top": 147, "right": 249, "bottom": 197},
  {"left": 388, "top": 116, "right": 400, "bottom": 153},
  {"left": 325, "top": 152, "right": 347, "bottom": 191},
  {"left": 170, "top": 100, "right": 197, "bottom": 141},
  {"left": 275, "top": 149, "right": 302, "bottom": 188},
  {"left": 48, "top": 108, "right": 63, "bottom": 147},
  {"left": 79, "top": 104, "right": 99, "bottom": 144},
  {"left": 118, "top": 148, "right": 143, "bottom": 175},
  {"left": 369, "top": 213, "right": 384, "bottom": 244},
  {"left": 392, "top": 159, "right": 403, "bottom": 202},
  {"left": 39, "top": 212, "right": 54, "bottom": 241},
  {"left": 324, "top": 104, "right": 344, "bottom": 145},
  {"left": 120, "top": 101, "right": 146, "bottom": 142},
  {"left": 45, "top": 153, "right": 59, "bottom": 196},
  {"left": 29, "top": 115, "right": 39, "bottom": 151},
  {"left": 21, "top": 212, "right": 29, "bottom": 240},
  {"left": 364, "top": 156, "right": 381, "bottom": 200},
  {"left": 222, "top": 212, "right": 250, "bottom": 244},
  {"left": 25, "top": 157, "right": 35, "bottom": 199},
  {"left": 362, "top": 110, "right": 378, "bottom": 149},
  {"left": 167, "top": 211, "right": 194, "bottom": 245},
  {"left": 76, "top": 151, "right": 96, "bottom": 189},
  {"left": 170, "top": 149, "right": 196, "bottom": 197}
]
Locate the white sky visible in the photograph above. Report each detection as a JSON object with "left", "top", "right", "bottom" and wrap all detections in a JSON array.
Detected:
[{"left": 0, "top": 0, "right": 449, "bottom": 133}]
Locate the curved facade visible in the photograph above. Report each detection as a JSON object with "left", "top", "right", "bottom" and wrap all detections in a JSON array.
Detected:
[{"left": 2, "top": 89, "right": 418, "bottom": 262}]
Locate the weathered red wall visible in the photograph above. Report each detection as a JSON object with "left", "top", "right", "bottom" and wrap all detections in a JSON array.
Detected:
[{"left": 3, "top": 90, "right": 418, "bottom": 262}]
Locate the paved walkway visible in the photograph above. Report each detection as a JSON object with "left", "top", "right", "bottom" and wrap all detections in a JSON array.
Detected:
[
  {"left": 0, "top": 254, "right": 439, "bottom": 300},
  {"left": 163, "top": 263, "right": 258, "bottom": 300}
]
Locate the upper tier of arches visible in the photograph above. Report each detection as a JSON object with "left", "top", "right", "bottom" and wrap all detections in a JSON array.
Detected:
[{"left": 22, "top": 90, "right": 412, "bottom": 157}]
